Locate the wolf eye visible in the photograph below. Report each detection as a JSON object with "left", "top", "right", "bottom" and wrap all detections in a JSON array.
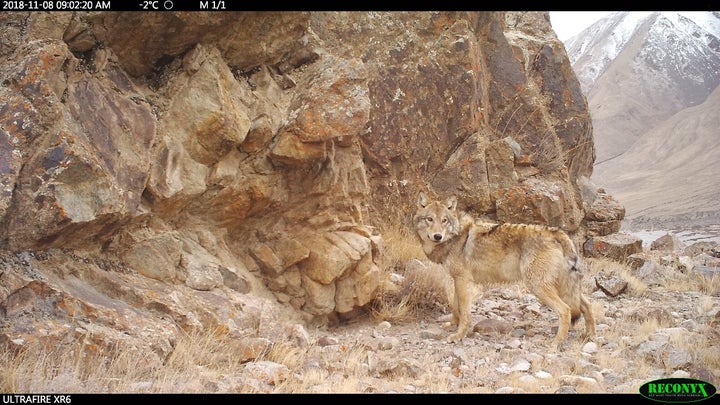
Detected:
[
  {"left": 425, "top": 217, "right": 433, "bottom": 223},
  {"left": 441, "top": 217, "right": 448, "bottom": 224}
]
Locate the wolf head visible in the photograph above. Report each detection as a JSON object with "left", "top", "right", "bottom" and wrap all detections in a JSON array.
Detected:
[{"left": 414, "top": 192, "right": 461, "bottom": 246}]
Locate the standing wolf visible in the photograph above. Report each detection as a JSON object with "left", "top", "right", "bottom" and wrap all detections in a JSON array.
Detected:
[{"left": 413, "top": 192, "right": 595, "bottom": 345}]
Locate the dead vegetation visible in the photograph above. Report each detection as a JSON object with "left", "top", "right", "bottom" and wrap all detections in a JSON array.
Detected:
[{"left": 1, "top": 228, "right": 719, "bottom": 394}]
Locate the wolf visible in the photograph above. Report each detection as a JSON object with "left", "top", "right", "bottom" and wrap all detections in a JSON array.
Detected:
[{"left": 413, "top": 192, "right": 595, "bottom": 345}]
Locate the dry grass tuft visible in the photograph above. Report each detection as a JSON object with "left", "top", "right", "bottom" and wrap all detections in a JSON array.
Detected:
[
  {"left": 0, "top": 337, "right": 141, "bottom": 392},
  {"left": 0, "top": 327, "right": 263, "bottom": 393},
  {"left": 370, "top": 228, "right": 452, "bottom": 322},
  {"left": 263, "top": 341, "right": 306, "bottom": 370},
  {"left": 584, "top": 257, "right": 648, "bottom": 296},
  {"left": 694, "top": 272, "right": 720, "bottom": 296},
  {"left": 378, "top": 226, "right": 425, "bottom": 264}
]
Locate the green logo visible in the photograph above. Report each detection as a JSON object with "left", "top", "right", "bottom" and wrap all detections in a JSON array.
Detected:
[{"left": 639, "top": 378, "right": 717, "bottom": 403}]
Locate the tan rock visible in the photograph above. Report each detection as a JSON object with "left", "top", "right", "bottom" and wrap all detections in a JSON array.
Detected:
[
  {"left": 300, "top": 272, "right": 336, "bottom": 315},
  {"left": 583, "top": 233, "right": 643, "bottom": 262},
  {"left": 496, "top": 177, "right": 581, "bottom": 230},
  {"left": 650, "top": 233, "right": 683, "bottom": 252},
  {"left": 121, "top": 233, "right": 183, "bottom": 282},
  {"left": 298, "top": 234, "right": 355, "bottom": 285}
]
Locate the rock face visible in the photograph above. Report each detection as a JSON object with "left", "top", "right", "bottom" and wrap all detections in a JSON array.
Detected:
[{"left": 0, "top": 12, "right": 606, "bottom": 354}]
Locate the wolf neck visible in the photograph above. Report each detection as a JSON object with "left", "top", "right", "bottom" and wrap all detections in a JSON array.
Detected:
[{"left": 424, "top": 211, "right": 474, "bottom": 264}]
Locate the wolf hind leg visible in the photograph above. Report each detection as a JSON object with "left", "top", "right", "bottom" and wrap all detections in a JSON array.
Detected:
[{"left": 533, "top": 284, "right": 573, "bottom": 347}]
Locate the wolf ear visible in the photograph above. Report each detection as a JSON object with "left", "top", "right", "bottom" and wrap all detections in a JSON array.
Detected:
[
  {"left": 418, "top": 192, "right": 429, "bottom": 208},
  {"left": 446, "top": 196, "right": 457, "bottom": 210}
]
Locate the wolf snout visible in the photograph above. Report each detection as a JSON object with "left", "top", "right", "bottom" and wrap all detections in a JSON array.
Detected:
[{"left": 433, "top": 233, "right": 443, "bottom": 241}]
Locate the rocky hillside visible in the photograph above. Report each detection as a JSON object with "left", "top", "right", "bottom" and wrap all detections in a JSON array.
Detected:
[
  {"left": 0, "top": 11, "right": 622, "bottom": 375},
  {"left": 593, "top": 84, "right": 720, "bottom": 229},
  {"left": 564, "top": 12, "right": 720, "bottom": 229}
]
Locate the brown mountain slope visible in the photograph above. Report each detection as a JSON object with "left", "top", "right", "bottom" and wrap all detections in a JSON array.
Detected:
[
  {"left": 586, "top": 15, "right": 663, "bottom": 164},
  {"left": 593, "top": 84, "right": 720, "bottom": 229}
]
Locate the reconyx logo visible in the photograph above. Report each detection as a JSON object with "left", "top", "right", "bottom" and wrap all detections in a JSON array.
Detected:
[{"left": 639, "top": 378, "right": 717, "bottom": 403}]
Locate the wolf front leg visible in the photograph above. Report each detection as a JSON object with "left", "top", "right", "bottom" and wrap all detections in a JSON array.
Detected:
[{"left": 447, "top": 275, "right": 472, "bottom": 343}]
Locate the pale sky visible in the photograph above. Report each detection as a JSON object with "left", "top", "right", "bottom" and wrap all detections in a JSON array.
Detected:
[{"left": 550, "top": 12, "right": 614, "bottom": 41}]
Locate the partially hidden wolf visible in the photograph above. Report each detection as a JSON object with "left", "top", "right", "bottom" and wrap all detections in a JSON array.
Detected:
[{"left": 414, "top": 192, "right": 595, "bottom": 345}]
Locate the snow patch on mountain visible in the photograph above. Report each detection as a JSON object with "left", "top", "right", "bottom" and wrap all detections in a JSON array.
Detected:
[
  {"left": 566, "top": 12, "right": 652, "bottom": 64},
  {"left": 565, "top": 12, "right": 720, "bottom": 94},
  {"left": 672, "top": 11, "right": 720, "bottom": 38},
  {"left": 570, "top": 11, "right": 720, "bottom": 230}
]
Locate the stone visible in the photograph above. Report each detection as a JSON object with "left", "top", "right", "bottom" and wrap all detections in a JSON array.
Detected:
[
  {"left": 473, "top": 318, "right": 514, "bottom": 335},
  {"left": 121, "top": 233, "right": 183, "bottom": 282},
  {"left": 496, "top": 177, "right": 582, "bottom": 230},
  {"left": 594, "top": 269, "right": 628, "bottom": 297},
  {"left": 650, "top": 233, "right": 683, "bottom": 252},
  {"left": 583, "top": 233, "right": 643, "bottom": 262},
  {"left": 583, "top": 189, "right": 625, "bottom": 236}
]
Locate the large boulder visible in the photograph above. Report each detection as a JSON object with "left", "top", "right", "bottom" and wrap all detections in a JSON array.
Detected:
[{"left": 583, "top": 233, "right": 643, "bottom": 262}]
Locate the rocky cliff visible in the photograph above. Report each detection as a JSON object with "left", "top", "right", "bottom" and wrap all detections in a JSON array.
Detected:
[{"left": 0, "top": 11, "right": 619, "bottom": 362}]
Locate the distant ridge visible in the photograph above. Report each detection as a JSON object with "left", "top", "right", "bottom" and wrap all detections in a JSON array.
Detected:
[{"left": 561, "top": 11, "right": 720, "bottom": 229}]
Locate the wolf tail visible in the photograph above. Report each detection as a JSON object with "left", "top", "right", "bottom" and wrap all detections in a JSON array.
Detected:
[{"left": 553, "top": 230, "right": 580, "bottom": 271}]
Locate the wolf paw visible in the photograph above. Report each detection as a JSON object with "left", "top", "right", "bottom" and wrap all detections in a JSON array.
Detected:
[
  {"left": 552, "top": 339, "right": 569, "bottom": 352},
  {"left": 446, "top": 333, "right": 465, "bottom": 343}
]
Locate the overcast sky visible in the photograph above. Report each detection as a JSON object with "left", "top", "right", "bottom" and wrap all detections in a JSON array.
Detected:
[{"left": 549, "top": 12, "right": 614, "bottom": 41}]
